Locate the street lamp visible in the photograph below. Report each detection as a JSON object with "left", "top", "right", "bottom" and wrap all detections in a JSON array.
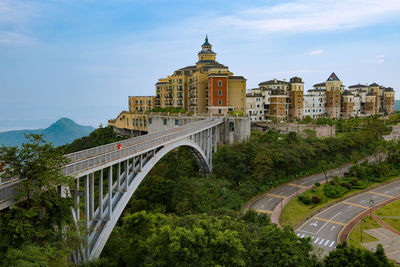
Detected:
[
  {"left": 369, "top": 199, "right": 375, "bottom": 219},
  {"left": 360, "top": 218, "right": 366, "bottom": 243}
]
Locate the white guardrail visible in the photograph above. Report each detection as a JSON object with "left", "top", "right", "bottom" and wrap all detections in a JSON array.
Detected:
[
  {"left": 64, "top": 118, "right": 212, "bottom": 164},
  {"left": 62, "top": 118, "right": 223, "bottom": 176}
]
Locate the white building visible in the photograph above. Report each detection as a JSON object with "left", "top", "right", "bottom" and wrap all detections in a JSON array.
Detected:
[
  {"left": 246, "top": 91, "right": 264, "bottom": 121},
  {"left": 303, "top": 89, "right": 326, "bottom": 118}
]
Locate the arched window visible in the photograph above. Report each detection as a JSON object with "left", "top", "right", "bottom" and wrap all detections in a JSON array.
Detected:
[{"left": 218, "top": 80, "right": 222, "bottom": 87}]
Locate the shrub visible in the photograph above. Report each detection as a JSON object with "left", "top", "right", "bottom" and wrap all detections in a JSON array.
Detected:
[
  {"left": 311, "top": 196, "right": 321, "bottom": 204},
  {"left": 298, "top": 195, "right": 311, "bottom": 205},
  {"left": 323, "top": 183, "right": 347, "bottom": 198},
  {"left": 314, "top": 182, "right": 321, "bottom": 187},
  {"left": 340, "top": 182, "right": 352, "bottom": 190}
]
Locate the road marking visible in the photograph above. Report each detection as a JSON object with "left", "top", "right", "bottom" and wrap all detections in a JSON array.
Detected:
[
  {"left": 314, "top": 216, "right": 345, "bottom": 226},
  {"left": 298, "top": 229, "right": 317, "bottom": 235},
  {"left": 319, "top": 238, "right": 325, "bottom": 245},
  {"left": 300, "top": 234, "right": 305, "bottom": 238},
  {"left": 315, "top": 211, "right": 342, "bottom": 235},
  {"left": 329, "top": 241, "right": 335, "bottom": 248},
  {"left": 261, "top": 204, "right": 265, "bottom": 209},
  {"left": 287, "top": 183, "right": 308, "bottom": 189},
  {"left": 297, "top": 233, "right": 300, "bottom": 237},
  {"left": 254, "top": 209, "right": 273, "bottom": 214},
  {"left": 311, "top": 221, "right": 318, "bottom": 227},
  {"left": 314, "top": 238, "right": 320, "bottom": 244},
  {"left": 330, "top": 226, "right": 336, "bottom": 231},
  {"left": 265, "top": 193, "right": 287, "bottom": 199},
  {"left": 324, "top": 240, "right": 330, "bottom": 246},
  {"left": 342, "top": 201, "right": 368, "bottom": 209},
  {"left": 369, "top": 191, "right": 394, "bottom": 199}
]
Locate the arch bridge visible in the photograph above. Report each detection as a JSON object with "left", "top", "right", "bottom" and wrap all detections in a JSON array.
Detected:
[{"left": 0, "top": 117, "right": 229, "bottom": 263}]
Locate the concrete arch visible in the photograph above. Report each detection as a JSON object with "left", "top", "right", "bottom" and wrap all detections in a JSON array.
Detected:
[{"left": 89, "top": 139, "right": 210, "bottom": 260}]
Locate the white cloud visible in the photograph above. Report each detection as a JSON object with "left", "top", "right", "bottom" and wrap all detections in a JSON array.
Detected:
[
  {"left": 213, "top": 0, "right": 400, "bottom": 34},
  {"left": 309, "top": 49, "right": 324, "bottom": 56},
  {"left": 375, "top": 54, "right": 385, "bottom": 63},
  {"left": 0, "top": 31, "right": 35, "bottom": 44}
]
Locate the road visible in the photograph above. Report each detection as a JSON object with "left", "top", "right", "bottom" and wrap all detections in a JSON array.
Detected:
[
  {"left": 247, "top": 155, "right": 380, "bottom": 216},
  {"left": 296, "top": 179, "right": 400, "bottom": 256}
]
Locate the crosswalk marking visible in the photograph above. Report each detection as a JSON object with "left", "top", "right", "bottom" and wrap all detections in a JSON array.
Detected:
[
  {"left": 324, "top": 240, "right": 330, "bottom": 246},
  {"left": 297, "top": 233, "right": 300, "bottom": 237},
  {"left": 314, "top": 238, "right": 320, "bottom": 244},
  {"left": 319, "top": 238, "right": 325, "bottom": 245},
  {"left": 329, "top": 241, "right": 335, "bottom": 248},
  {"left": 296, "top": 233, "right": 335, "bottom": 248},
  {"left": 300, "top": 234, "right": 305, "bottom": 238}
]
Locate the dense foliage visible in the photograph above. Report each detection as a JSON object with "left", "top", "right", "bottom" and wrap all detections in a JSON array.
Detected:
[
  {"left": 60, "top": 125, "right": 125, "bottom": 154},
  {"left": 0, "top": 135, "right": 78, "bottom": 266}
]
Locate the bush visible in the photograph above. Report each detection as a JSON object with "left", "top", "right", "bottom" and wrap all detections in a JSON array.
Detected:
[
  {"left": 298, "top": 195, "right": 311, "bottom": 205},
  {"left": 314, "top": 182, "right": 321, "bottom": 187},
  {"left": 323, "top": 183, "right": 347, "bottom": 198},
  {"left": 340, "top": 182, "right": 352, "bottom": 190},
  {"left": 311, "top": 196, "right": 321, "bottom": 204}
]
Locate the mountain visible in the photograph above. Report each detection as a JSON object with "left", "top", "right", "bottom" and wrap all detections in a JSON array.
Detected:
[
  {"left": 395, "top": 100, "right": 400, "bottom": 111},
  {"left": 0, "top": 118, "right": 95, "bottom": 147}
]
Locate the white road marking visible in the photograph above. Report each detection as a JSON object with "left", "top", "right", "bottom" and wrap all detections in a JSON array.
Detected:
[
  {"left": 298, "top": 229, "right": 317, "bottom": 235},
  {"left": 384, "top": 190, "right": 389, "bottom": 194},
  {"left": 348, "top": 206, "right": 352, "bottom": 209},
  {"left": 329, "top": 241, "right": 335, "bottom": 248},
  {"left": 319, "top": 239, "right": 325, "bottom": 245},
  {"left": 297, "top": 233, "right": 300, "bottom": 237},
  {"left": 360, "top": 200, "right": 366, "bottom": 203},
  {"left": 266, "top": 198, "right": 272, "bottom": 202},
  {"left": 330, "top": 226, "right": 336, "bottom": 231},
  {"left": 261, "top": 204, "right": 265, "bottom": 209},
  {"left": 314, "top": 238, "right": 320, "bottom": 244},
  {"left": 324, "top": 240, "right": 330, "bottom": 246},
  {"left": 311, "top": 221, "right": 318, "bottom": 227},
  {"left": 300, "top": 234, "right": 305, "bottom": 238},
  {"left": 315, "top": 211, "right": 342, "bottom": 235}
]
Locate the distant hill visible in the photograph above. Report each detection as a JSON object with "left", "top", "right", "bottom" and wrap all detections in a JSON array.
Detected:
[
  {"left": 395, "top": 100, "right": 400, "bottom": 111},
  {"left": 0, "top": 118, "right": 95, "bottom": 147}
]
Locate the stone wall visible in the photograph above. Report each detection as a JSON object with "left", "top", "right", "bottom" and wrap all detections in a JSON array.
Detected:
[{"left": 253, "top": 122, "right": 335, "bottom": 138}]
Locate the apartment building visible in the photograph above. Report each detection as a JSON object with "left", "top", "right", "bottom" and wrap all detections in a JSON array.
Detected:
[
  {"left": 155, "top": 36, "right": 247, "bottom": 115},
  {"left": 246, "top": 91, "right": 264, "bottom": 121}
]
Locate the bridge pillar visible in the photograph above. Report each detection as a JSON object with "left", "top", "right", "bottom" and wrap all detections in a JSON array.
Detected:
[
  {"left": 108, "top": 166, "right": 112, "bottom": 220},
  {"left": 99, "top": 169, "right": 103, "bottom": 219}
]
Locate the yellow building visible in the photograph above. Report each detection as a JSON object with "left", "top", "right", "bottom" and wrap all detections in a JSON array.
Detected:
[
  {"left": 155, "top": 36, "right": 247, "bottom": 115},
  {"left": 383, "top": 87, "right": 395, "bottom": 114},
  {"left": 325, "top": 72, "right": 342, "bottom": 119},
  {"left": 368, "top": 83, "right": 380, "bottom": 114},
  {"left": 108, "top": 111, "right": 148, "bottom": 136},
  {"left": 129, "top": 96, "right": 155, "bottom": 113},
  {"left": 341, "top": 90, "right": 355, "bottom": 118}
]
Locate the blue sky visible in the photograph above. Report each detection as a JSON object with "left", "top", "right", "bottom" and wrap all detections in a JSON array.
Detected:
[{"left": 1, "top": 0, "right": 400, "bottom": 130}]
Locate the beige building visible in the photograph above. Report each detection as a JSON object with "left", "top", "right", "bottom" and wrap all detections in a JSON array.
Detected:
[
  {"left": 365, "top": 92, "right": 376, "bottom": 116},
  {"left": 269, "top": 90, "right": 287, "bottom": 120},
  {"left": 155, "top": 36, "right": 247, "bottom": 115},
  {"left": 325, "top": 73, "right": 343, "bottom": 119},
  {"left": 383, "top": 87, "right": 395, "bottom": 114},
  {"left": 108, "top": 111, "right": 148, "bottom": 136},
  {"left": 341, "top": 90, "right": 355, "bottom": 118},
  {"left": 129, "top": 96, "right": 155, "bottom": 113}
]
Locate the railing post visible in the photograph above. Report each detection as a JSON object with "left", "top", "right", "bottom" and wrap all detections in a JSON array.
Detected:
[
  {"left": 84, "top": 174, "right": 90, "bottom": 260},
  {"left": 108, "top": 166, "right": 112, "bottom": 220}
]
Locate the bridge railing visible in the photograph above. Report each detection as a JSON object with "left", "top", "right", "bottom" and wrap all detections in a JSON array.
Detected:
[
  {"left": 63, "top": 118, "right": 223, "bottom": 176},
  {"left": 65, "top": 118, "right": 210, "bottom": 163}
]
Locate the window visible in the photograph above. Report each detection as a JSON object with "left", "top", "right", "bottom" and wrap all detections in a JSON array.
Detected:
[
  {"left": 298, "top": 91, "right": 301, "bottom": 96},
  {"left": 218, "top": 80, "right": 222, "bottom": 87},
  {"left": 218, "top": 99, "right": 222, "bottom": 105},
  {"left": 136, "top": 119, "right": 138, "bottom": 126},
  {"left": 218, "top": 90, "right": 222, "bottom": 96},
  {"left": 229, "top": 122, "right": 234, "bottom": 132},
  {"left": 175, "top": 119, "right": 179, "bottom": 126},
  {"left": 218, "top": 109, "right": 222, "bottom": 114},
  {"left": 140, "top": 119, "right": 143, "bottom": 126},
  {"left": 163, "top": 119, "right": 167, "bottom": 125},
  {"left": 144, "top": 119, "right": 146, "bottom": 127},
  {"left": 149, "top": 118, "right": 152, "bottom": 124}
]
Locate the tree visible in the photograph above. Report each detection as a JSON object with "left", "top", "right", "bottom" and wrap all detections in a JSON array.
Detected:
[{"left": 0, "top": 134, "right": 78, "bottom": 264}]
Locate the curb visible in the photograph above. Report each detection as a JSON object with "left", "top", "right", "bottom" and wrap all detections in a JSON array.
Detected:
[{"left": 339, "top": 192, "right": 400, "bottom": 244}]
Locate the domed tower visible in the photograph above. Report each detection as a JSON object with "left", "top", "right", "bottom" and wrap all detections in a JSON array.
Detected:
[{"left": 197, "top": 35, "right": 216, "bottom": 62}]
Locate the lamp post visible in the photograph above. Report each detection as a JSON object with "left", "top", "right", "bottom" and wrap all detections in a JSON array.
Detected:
[
  {"left": 360, "top": 218, "right": 366, "bottom": 243},
  {"left": 369, "top": 199, "right": 375, "bottom": 219}
]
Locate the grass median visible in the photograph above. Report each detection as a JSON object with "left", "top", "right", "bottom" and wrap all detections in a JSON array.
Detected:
[
  {"left": 374, "top": 199, "right": 400, "bottom": 233},
  {"left": 348, "top": 216, "right": 380, "bottom": 250}
]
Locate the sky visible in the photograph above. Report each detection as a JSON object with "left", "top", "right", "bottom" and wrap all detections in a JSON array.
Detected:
[{"left": 1, "top": 0, "right": 400, "bottom": 131}]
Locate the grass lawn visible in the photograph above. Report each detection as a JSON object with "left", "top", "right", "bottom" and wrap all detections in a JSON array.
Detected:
[
  {"left": 280, "top": 176, "right": 400, "bottom": 227},
  {"left": 374, "top": 199, "right": 400, "bottom": 233},
  {"left": 348, "top": 216, "right": 381, "bottom": 250}
]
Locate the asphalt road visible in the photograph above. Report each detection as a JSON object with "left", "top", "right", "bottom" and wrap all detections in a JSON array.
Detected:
[
  {"left": 296, "top": 179, "right": 400, "bottom": 256},
  {"left": 248, "top": 157, "right": 377, "bottom": 215}
]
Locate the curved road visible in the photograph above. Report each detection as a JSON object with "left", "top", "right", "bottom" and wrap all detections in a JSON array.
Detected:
[{"left": 296, "top": 179, "right": 400, "bottom": 256}]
